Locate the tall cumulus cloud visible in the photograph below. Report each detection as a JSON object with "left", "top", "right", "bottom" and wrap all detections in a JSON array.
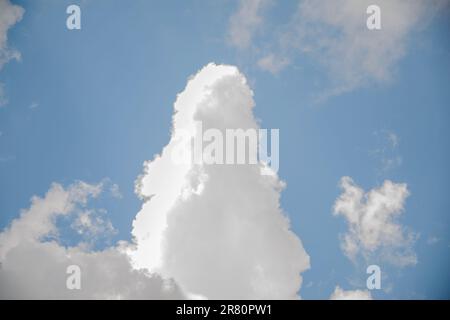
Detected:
[{"left": 131, "top": 63, "right": 310, "bottom": 299}]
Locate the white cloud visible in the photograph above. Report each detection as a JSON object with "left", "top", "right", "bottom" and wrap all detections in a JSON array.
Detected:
[
  {"left": 288, "top": 0, "right": 444, "bottom": 95},
  {"left": 0, "top": 181, "right": 102, "bottom": 258},
  {"left": 0, "top": 64, "right": 310, "bottom": 300},
  {"left": 329, "top": 286, "right": 372, "bottom": 300},
  {"left": 0, "top": 0, "right": 24, "bottom": 106},
  {"left": 227, "top": 0, "right": 271, "bottom": 50},
  {"left": 228, "top": 0, "right": 446, "bottom": 95},
  {"left": 0, "top": 181, "right": 185, "bottom": 299},
  {"left": 333, "top": 177, "right": 417, "bottom": 267},
  {"left": 131, "top": 63, "right": 310, "bottom": 299},
  {"left": 0, "top": 0, "right": 23, "bottom": 69},
  {"left": 257, "top": 53, "right": 290, "bottom": 74}
]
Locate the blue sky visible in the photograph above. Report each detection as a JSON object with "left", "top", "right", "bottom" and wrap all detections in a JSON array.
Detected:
[{"left": 0, "top": 0, "right": 449, "bottom": 299}]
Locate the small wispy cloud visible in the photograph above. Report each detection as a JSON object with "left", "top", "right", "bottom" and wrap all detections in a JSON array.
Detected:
[
  {"left": 370, "top": 130, "right": 403, "bottom": 175},
  {"left": 0, "top": 0, "right": 25, "bottom": 107},
  {"left": 329, "top": 286, "right": 372, "bottom": 300},
  {"left": 29, "top": 102, "right": 39, "bottom": 109},
  {"left": 0, "top": 84, "right": 8, "bottom": 107},
  {"left": 109, "top": 183, "right": 123, "bottom": 199},
  {"left": 387, "top": 131, "right": 399, "bottom": 148},
  {"left": 426, "top": 236, "right": 439, "bottom": 245},
  {"left": 227, "top": 0, "right": 271, "bottom": 50},
  {"left": 257, "top": 53, "right": 290, "bottom": 74}
]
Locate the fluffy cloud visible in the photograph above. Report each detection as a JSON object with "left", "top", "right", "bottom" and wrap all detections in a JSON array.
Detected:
[
  {"left": 333, "top": 177, "right": 417, "bottom": 267},
  {"left": 1, "top": 64, "right": 309, "bottom": 299},
  {"left": 0, "top": 0, "right": 24, "bottom": 106},
  {"left": 131, "top": 63, "right": 310, "bottom": 299},
  {"left": 229, "top": 0, "right": 446, "bottom": 95},
  {"left": 286, "top": 0, "right": 445, "bottom": 95},
  {"left": 0, "top": 181, "right": 185, "bottom": 299},
  {"left": 329, "top": 286, "right": 372, "bottom": 300}
]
